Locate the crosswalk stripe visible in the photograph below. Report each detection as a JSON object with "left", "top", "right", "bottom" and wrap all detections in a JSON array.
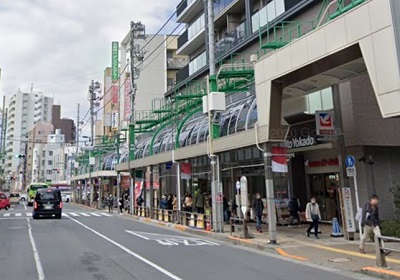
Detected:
[
  {"left": 69, "top": 213, "right": 79, "bottom": 217},
  {"left": 4, "top": 213, "right": 10, "bottom": 217},
  {"left": 62, "top": 213, "right": 69, "bottom": 217},
  {"left": 79, "top": 213, "right": 91, "bottom": 217},
  {"left": 15, "top": 213, "right": 21, "bottom": 217},
  {"left": 26, "top": 213, "right": 32, "bottom": 217},
  {"left": 99, "top": 213, "right": 112, "bottom": 217},
  {"left": 90, "top": 213, "right": 101, "bottom": 217}
]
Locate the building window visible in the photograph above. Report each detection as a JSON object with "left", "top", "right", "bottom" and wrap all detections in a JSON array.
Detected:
[
  {"left": 46, "top": 170, "right": 52, "bottom": 175},
  {"left": 48, "top": 160, "right": 53, "bottom": 165},
  {"left": 167, "top": 50, "right": 174, "bottom": 59},
  {"left": 48, "top": 151, "right": 53, "bottom": 156}
]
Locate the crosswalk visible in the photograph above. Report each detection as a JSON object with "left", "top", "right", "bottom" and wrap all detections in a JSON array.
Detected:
[{"left": 0, "top": 212, "right": 114, "bottom": 218}]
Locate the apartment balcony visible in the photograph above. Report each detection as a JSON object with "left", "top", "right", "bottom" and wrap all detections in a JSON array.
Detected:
[
  {"left": 215, "top": 22, "right": 246, "bottom": 59},
  {"left": 176, "top": 0, "right": 203, "bottom": 23},
  {"left": 176, "top": 27, "right": 205, "bottom": 55},
  {"left": 167, "top": 57, "right": 188, "bottom": 70}
]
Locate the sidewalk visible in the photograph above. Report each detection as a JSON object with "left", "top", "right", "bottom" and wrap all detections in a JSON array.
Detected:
[{"left": 72, "top": 203, "right": 400, "bottom": 279}]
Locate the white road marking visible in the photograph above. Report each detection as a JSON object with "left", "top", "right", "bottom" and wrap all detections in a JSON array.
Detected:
[
  {"left": 90, "top": 213, "right": 101, "bottom": 217},
  {"left": 69, "top": 212, "right": 79, "bottom": 217},
  {"left": 15, "top": 213, "right": 22, "bottom": 217},
  {"left": 125, "top": 230, "right": 220, "bottom": 246},
  {"left": 99, "top": 213, "right": 112, "bottom": 217},
  {"left": 68, "top": 217, "right": 182, "bottom": 280},
  {"left": 23, "top": 202, "right": 27, "bottom": 210},
  {"left": 62, "top": 213, "right": 69, "bottom": 217},
  {"left": 79, "top": 213, "right": 91, "bottom": 217},
  {"left": 4, "top": 213, "right": 11, "bottom": 217},
  {"left": 26, "top": 213, "right": 32, "bottom": 217},
  {"left": 27, "top": 218, "right": 45, "bottom": 280}
]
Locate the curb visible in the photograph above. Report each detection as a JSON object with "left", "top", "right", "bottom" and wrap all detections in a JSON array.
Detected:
[{"left": 362, "top": 267, "right": 400, "bottom": 279}]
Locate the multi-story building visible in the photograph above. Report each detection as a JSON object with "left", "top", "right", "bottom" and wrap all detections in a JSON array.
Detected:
[
  {"left": 4, "top": 90, "right": 53, "bottom": 183},
  {"left": 26, "top": 122, "right": 54, "bottom": 185},
  {"left": 110, "top": 0, "right": 400, "bottom": 224},
  {"left": 52, "top": 105, "right": 76, "bottom": 144},
  {"left": 32, "top": 129, "right": 65, "bottom": 182},
  {"left": 51, "top": 144, "right": 76, "bottom": 184}
]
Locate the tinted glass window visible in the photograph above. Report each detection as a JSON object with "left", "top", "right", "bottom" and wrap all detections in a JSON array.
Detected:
[
  {"left": 36, "top": 191, "right": 60, "bottom": 201},
  {"left": 0, "top": 194, "right": 6, "bottom": 199}
]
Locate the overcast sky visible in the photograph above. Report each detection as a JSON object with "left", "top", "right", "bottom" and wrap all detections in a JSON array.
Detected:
[{"left": 0, "top": 0, "right": 181, "bottom": 135}]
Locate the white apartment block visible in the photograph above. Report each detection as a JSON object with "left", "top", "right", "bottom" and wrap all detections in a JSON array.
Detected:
[
  {"left": 5, "top": 91, "right": 53, "bottom": 178},
  {"left": 31, "top": 129, "right": 64, "bottom": 182}
]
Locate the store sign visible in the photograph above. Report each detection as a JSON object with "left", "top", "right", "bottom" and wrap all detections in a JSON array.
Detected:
[
  {"left": 111, "top": 111, "right": 119, "bottom": 130},
  {"left": 286, "top": 135, "right": 316, "bottom": 149},
  {"left": 342, "top": 187, "right": 356, "bottom": 232},
  {"left": 305, "top": 158, "right": 339, "bottom": 168},
  {"left": 316, "top": 111, "right": 335, "bottom": 136},
  {"left": 346, "top": 167, "right": 357, "bottom": 177},
  {"left": 111, "top": 41, "right": 119, "bottom": 81}
]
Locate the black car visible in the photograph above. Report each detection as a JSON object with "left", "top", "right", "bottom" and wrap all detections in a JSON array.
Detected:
[{"left": 33, "top": 188, "right": 63, "bottom": 219}]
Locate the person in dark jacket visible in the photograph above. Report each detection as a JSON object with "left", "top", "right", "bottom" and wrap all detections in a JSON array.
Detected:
[
  {"left": 288, "top": 197, "right": 300, "bottom": 226},
  {"left": 359, "top": 194, "right": 384, "bottom": 254},
  {"left": 107, "top": 194, "right": 114, "bottom": 213},
  {"left": 252, "top": 193, "right": 264, "bottom": 232}
]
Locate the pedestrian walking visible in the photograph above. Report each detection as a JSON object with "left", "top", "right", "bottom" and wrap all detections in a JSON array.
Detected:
[
  {"left": 359, "top": 195, "right": 389, "bottom": 254},
  {"left": 252, "top": 193, "right": 264, "bottom": 232},
  {"left": 107, "top": 194, "right": 113, "bottom": 213},
  {"left": 288, "top": 197, "right": 300, "bottom": 227},
  {"left": 118, "top": 197, "right": 124, "bottom": 214},
  {"left": 305, "top": 197, "right": 321, "bottom": 239}
]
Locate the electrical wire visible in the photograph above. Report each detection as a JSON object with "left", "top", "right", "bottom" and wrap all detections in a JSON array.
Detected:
[
  {"left": 140, "top": 25, "right": 186, "bottom": 73},
  {"left": 138, "top": 11, "right": 177, "bottom": 52}
]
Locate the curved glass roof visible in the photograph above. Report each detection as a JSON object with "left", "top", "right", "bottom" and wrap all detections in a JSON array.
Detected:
[{"left": 124, "top": 92, "right": 258, "bottom": 160}]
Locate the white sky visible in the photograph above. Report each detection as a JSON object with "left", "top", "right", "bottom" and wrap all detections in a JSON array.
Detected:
[{"left": 0, "top": 0, "right": 181, "bottom": 135}]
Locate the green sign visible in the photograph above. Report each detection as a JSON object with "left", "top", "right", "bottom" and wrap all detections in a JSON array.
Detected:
[{"left": 111, "top": 41, "right": 119, "bottom": 81}]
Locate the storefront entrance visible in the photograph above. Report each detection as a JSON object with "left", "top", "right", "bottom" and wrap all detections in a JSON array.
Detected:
[{"left": 309, "top": 173, "right": 340, "bottom": 221}]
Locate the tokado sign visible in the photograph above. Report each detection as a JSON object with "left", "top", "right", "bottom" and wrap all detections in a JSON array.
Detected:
[{"left": 286, "top": 135, "right": 315, "bottom": 149}]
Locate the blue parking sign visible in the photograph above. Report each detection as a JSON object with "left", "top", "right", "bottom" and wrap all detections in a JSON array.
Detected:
[{"left": 345, "top": 155, "right": 355, "bottom": 168}]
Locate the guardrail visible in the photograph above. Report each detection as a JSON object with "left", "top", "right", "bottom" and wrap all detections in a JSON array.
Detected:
[
  {"left": 230, "top": 217, "right": 249, "bottom": 239},
  {"left": 179, "top": 211, "right": 212, "bottom": 231},
  {"left": 375, "top": 235, "right": 400, "bottom": 267}
]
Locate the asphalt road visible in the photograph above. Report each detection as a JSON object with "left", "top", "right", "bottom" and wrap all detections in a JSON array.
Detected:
[{"left": 0, "top": 202, "right": 375, "bottom": 280}]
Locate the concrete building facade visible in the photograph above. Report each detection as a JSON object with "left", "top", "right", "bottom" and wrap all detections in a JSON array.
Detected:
[
  {"left": 4, "top": 91, "right": 53, "bottom": 186},
  {"left": 52, "top": 105, "right": 76, "bottom": 144}
]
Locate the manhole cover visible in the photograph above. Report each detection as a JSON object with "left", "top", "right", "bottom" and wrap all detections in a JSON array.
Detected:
[{"left": 328, "top": 257, "right": 352, "bottom": 263}]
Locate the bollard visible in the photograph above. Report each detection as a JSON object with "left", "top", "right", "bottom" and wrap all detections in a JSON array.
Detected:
[
  {"left": 331, "top": 218, "right": 344, "bottom": 237},
  {"left": 375, "top": 235, "right": 387, "bottom": 267}
]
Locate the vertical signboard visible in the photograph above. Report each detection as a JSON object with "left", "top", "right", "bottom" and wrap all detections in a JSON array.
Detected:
[
  {"left": 112, "top": 84, "right": 119, "bottom": 104},
  {"left": 342, "top": 187, "right": 356, "bottom": 232},
  {"left": 111, "top": 111, "right": 119, "bottom": 130},
  {"left": 124, "top": 77, "right": 131, "bottom": 121},
  {"left": 240, "top": 176, "right": 248, "bottom": 218},
  {"left": 111, "top": 41, "right": 119, "bottom": 81}
]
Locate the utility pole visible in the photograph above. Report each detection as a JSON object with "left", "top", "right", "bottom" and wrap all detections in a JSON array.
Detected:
[
  {"left": 74, "top": 103, "right": 80, "bottom": 203},
  {"left": 206, "top": 0, "right": 224, "bottom": 232},
  {"left": 88, "top": 81, "right": 101, "bottom": 206},
  {"left": 128, "top": 21, "right": 146, "bottom": 214}
]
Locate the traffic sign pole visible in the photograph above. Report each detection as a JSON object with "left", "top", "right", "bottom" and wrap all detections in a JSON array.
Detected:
[{"left": 346, "top": 155, "right": 362, "bottom": 237}]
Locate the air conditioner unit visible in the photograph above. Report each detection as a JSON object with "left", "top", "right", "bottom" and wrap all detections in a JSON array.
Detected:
[{"left": 202, "top": 92, "right": 226, "bottom": 114}]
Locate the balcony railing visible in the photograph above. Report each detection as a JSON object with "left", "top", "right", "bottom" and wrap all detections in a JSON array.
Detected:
[
  {"left": 176, "top": 64, "right": 190, "bottom": 83},
  {"left": 177, "top": 29, "right": 188, "bottom": 50},
  {"left": 216, "top": 22, "right": 246, "bottom": 59},
  {"left": 167, "top": 57, "right": 188, "bottom": 70},
  {"left": 176, "top": 0, "right": 188, "bottom": 18}
]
